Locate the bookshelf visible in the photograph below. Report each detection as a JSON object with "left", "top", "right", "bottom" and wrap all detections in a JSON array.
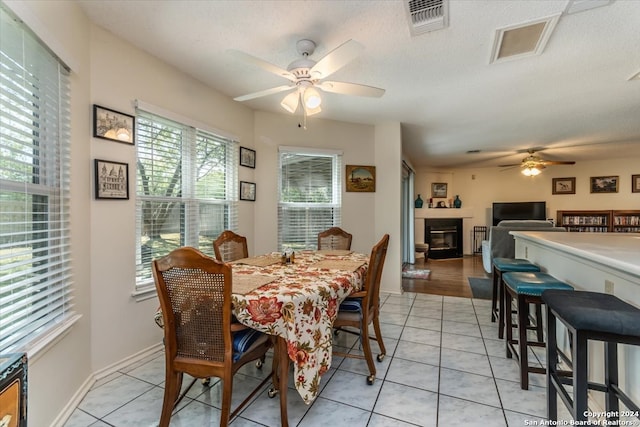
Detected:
[{"left": 557, "top": 210, "right": 640, "bottom": 233}]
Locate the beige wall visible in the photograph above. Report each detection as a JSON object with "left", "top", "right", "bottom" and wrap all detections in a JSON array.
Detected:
[
  {"left": 6, "top": 2, "right": 404, "bottom": 424},
  {"left": 414, "top": 158, "right": 640, "bottom": 254}
]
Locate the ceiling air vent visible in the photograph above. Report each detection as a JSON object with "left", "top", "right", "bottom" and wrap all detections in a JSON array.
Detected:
[
  {"left": 405, "top": 0, "right": 449, "bottom": 36},
  {"left": 490, "top": 14, "right": 560, "bottom": 64}
]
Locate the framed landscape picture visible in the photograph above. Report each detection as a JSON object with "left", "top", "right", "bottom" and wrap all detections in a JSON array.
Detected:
[
  {"left": 633, "top": 175, "right": 640, "bottom": 193},
  {"left": 552, "top": 177, "right": 575, "bottom": 195},
  {"left": 346, "top": 165, "right": 376, "bottom": 192},
  {"left": 431, "top": 182, "right": 447, "bottom": 198},
  {"left": 590, "top": 176, "right": 619, "bottom": 193}
]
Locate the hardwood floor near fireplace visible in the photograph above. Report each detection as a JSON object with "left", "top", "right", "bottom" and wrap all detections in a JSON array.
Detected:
[{"left": 403, "top": 254, "right": 487, "bottom": 298}]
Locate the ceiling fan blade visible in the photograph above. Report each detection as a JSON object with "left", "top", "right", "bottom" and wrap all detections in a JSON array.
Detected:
[
  {"left": 318, "top": 81, "right": 385, "bottom": 97},
  {"left": 227, "top": 49, "right": 296, "bottom": 82},
  {"left": 543, "top": 161, "right": 576, "bottom": 165},
  {"left": 310, "top": 39, "right": 364, "bottom": 79},
  {"left": 233, "top": 85, "right": 294, "bottom": 102},
  {"left": 498, "top": 163, "right": 522, "bottom": 167}
]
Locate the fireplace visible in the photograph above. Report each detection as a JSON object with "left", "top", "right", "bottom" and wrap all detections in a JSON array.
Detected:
[{"left": 424, "top": 218, "right": 463, "bottom": 259}]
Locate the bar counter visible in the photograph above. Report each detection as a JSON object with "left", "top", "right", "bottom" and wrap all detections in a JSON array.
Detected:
[{"left": 510, "top": 231, "right": 640, "bottom": 414}]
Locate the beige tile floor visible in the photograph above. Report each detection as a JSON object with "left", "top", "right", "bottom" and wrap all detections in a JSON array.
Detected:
[{"left": 63, "top": 292, "right": 573, "bottom": 427}]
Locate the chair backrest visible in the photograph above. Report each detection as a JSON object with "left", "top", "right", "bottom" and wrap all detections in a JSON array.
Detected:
[
  {"left": 362, "top": 234, "right": 389, "bottom": 314},
  {"left": 213, "top": 230, "right": 248, "bottom": 262},
  {"left": 152, "top": 247, "right": 232, "bottom": 365},
  {"left": 317, "top": 227, "right": 353, "bottom": 250}
]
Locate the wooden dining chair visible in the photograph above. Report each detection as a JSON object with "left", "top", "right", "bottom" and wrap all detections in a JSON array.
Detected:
[
  {"left": 333, "top": 234, "right": 389, "bottom": 385},
  {"left": 152, "top": 247, "right": 272, "bottom": 427},
  {"left": 213, "top": 230, "right": 249, "bottom": 262},
  {"left": 317, "top": 227, "right": 353, "bottom": 250}
]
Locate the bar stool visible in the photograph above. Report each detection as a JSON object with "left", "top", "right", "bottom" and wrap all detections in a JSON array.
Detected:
[
  {"left": 502, "top": 271, "right": 574, "bottom": 390},
  {"left": 542, "top": 290, "right": 640, "bottom": 423},
  {"left": 492, "top": 258, "right": 541, "bottom": 339}
]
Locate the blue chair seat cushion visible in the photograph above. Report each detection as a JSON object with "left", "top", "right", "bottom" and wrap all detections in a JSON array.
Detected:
[
  {"left": 232, "top": 328, "right": 265, "bottom": 362},
  {"left": 542, "top": 290, "right": 640, "bottom": 338},
  {"left": 493, "top": 258, "right": 540, "bottom": 272},
  {"left": 339, "top": 297, "right": 363, "bottom": 313},
  {"left": 503, "top": 272, "right": 573, "bottom": 296}
]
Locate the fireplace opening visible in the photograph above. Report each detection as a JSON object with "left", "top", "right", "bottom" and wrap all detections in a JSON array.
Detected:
[{"left": 425, "top": 218, "right": 463, "bottom": 259}]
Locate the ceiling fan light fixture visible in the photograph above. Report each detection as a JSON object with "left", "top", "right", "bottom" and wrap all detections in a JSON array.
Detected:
[
  {"left": 303, "top": 87, "right": 322, "bottom": 109},
  {"left": 281, "top": 91, "right": 300, "bottom": 113},
  {"left": 522, "top": 166, "right": 541, "bottom": 176}
]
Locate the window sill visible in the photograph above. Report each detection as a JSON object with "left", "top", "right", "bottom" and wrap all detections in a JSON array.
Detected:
[
  {"left": 24, "top": 313, "right": 82, "bottom": 364},
  {"left": 131, "top": 284, "right": 157, "bottom": 302}
]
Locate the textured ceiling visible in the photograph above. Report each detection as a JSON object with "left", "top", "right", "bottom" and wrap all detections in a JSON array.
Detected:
[{"left": 77, "top": 0, "right": 640, "bottom": 168}]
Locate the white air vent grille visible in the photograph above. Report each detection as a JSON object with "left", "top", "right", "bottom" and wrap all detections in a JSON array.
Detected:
[{"left": 406, "top": 0, "right": 449, "bottom": 35}]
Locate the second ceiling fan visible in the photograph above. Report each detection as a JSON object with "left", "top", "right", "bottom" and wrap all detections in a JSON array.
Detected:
[
  {"left": 229, "top": 39, "right": 385, "bottom": 118},
  {"left": 500, "top": 149, "right": 576, "bottom": 176}
]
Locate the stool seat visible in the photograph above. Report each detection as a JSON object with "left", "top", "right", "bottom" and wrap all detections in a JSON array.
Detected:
[
  {"left": 543, "top": 290, "right": 640, "bottom": 423},
  {"left": 543, "top": 290, "right": 640, "bottom": 339},
  {"left": 493, "top": 258, "right": 541, "bottom": 272},
  {"left": 503, "top": 272, "right": 573, "bottom": 297}
]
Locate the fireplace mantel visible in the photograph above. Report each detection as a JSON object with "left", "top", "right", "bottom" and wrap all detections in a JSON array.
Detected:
[{"left": 415, "top": 208, "right": 474, "bottom": 219}]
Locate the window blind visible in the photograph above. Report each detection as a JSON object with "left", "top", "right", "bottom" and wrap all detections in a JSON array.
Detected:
[
  {"left": 278, "top": 148, "right": 342, "bottom": 251},
  {"left": 135, "top": 110, "right": 238, "bottom": 289},
  {"left": 0, "top": 6, "right": 73, "bottom": 353}
]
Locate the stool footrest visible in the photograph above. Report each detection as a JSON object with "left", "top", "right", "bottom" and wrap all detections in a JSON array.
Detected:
[{"left": 612, "top": 384, "right": 640, "bottom": 414}]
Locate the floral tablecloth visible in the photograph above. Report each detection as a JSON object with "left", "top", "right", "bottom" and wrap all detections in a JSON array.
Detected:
[{"left": 231, "top": 250, "right": 369, "bottom": 404}]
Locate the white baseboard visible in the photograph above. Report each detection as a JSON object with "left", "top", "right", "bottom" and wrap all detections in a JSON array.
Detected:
[{"left": 49, "top": 342, "right": 164, "bottom": 427}]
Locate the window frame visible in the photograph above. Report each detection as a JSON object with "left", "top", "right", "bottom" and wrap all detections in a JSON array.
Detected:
[
  {"left": 133, "top": 108, "right": 239, "bottom": 296},
  {"left": 277, "top": 146, "right": 343, "bottom": 251}
]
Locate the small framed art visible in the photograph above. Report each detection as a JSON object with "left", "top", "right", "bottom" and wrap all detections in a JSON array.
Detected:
[
  {"left": 431, "top": 182, "right": 447, "bottom": 198},
  {"left": 590, "top": 176, "right": 619, "bottom": 193},
  {"left": 93, "top": 104, "right": 135, "bottom": 145},
  {"left": 346, "top": 165, "right": 376, "bottom": 192},
  {"left": 95, "top": 159, "right": 129, "bottom": 199},
  {"left": 552, "top": 177, "right": 576, "bottom": 195},
  {"left": 240, "top": 181, "right": 256, "bottom": 201},
  {"left": 633, "top": 175, "right": 640, "bottom": 193},
  {"left": 240, "top": 147, "right": 256, "bottom": 168}
]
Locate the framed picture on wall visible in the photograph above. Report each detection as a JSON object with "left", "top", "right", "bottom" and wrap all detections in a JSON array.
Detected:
[
  {"left": 240, "top": 181, "right": 256, "bottom": 201},
  {"left": 345, "top": 165, "right": 376, "bottom": 192},
  {"left": 431, "top": 182, "right": 447, "bottom": 198},
  {"left": 552, "top": 177, "right": 576, "bottom": 195},
  {"left": 93, "top": 105, "right": 135, "bottom": 145},
  {"left": 590, "top": 176, "right": 619, "bottom": 193},
  {"left": 94, "top": 159, "right": 129, "bottom": 199},
  {"left": 632, "top": 175, "right": 640, "bottom": 193},
  {"left": 240, "top": 147, "right": 256, "bottom": 168}
]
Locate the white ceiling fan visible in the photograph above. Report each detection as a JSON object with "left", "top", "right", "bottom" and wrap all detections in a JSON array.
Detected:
[
  {"left": 499, "top": 149, "right": 576, "bottom": 176},
  {"left": 228, "top": 39, "right": 385, "bottom": 121}
]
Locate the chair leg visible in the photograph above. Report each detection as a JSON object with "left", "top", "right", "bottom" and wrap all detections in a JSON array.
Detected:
[
  {"left": 220, "top": 376, "right": 233, "bottom": 427},
  {"left": 518, "top": 295, "right": 530, "bottom": 390},
  {"left": 546, "top": 308, "right": 558, "bottom": 421},
  {"left": 605, "top": 341, "right": 620, "bottom": 420},
  {"left": 534, "top": 303, "right": 544, "bottom": 342},
  {"left": 505, "top": 289, "right": 514, "bottom": 358},
  {"left": 159, "top": 370, "right": 181, "bottom": 427},
  {"left": 360, "top": 319, "right": 377, "bottom": 384},
  {"left": 573, "top": 331, "right": 588, "bottom": 422},
  {"left": 372, "top": 314, "right": 387, "bottom": 360},
  {"left": 498, "top": 271, "right": 506, "bottom": 339},
  {"left": 491, "top": 268, "right": 499, "bottom": 322}
]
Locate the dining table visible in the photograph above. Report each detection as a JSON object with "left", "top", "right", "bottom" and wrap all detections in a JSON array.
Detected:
[{"left": 229, "top": 249, "right": 369, "bottom": 426}]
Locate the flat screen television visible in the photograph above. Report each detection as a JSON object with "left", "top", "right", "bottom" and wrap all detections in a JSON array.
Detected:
[{"left": 492, "top": 201, "right": 546, "bottom": 226}]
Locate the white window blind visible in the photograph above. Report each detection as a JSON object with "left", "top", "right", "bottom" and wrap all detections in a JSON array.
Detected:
[
  {"left": 278, "top": 148, "right": 342, "bottom": 251},
  {"left": 135, "top": 109, "right": 238, "bottom": 289},
  {"left": 0, "top": 5, "right": 73, "bottom": 353}
]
